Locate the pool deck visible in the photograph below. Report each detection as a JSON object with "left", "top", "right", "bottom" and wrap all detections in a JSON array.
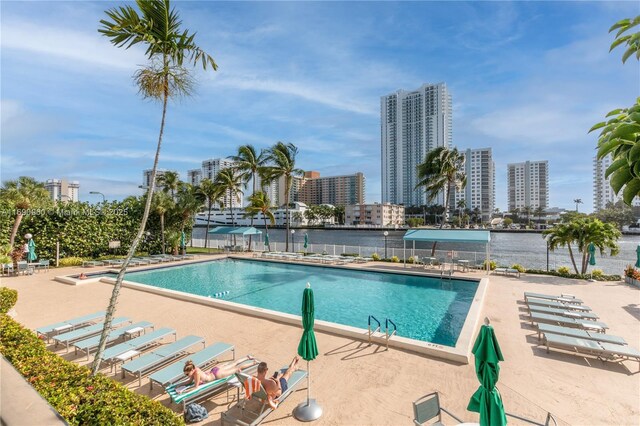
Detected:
[{"left": 3, "top": 254, "right": 640, "bottom": 425}]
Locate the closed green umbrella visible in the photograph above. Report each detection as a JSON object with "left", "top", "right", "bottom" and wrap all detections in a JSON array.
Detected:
[
  {"left": 27, "top": 239, "right": 37, "bottom": 262},
  {"left": 264, "top": 233, "right": 270, "bottom": 251},
  {"left": 467, "top": 318, "right": 507, "bottom": 426},
  {"left": 294, "top": 283, "right": 322, "bottom": 421},
  {"left": 636, "top": 245, "right": 640, "bottom": 268},
  {"left": 180, "top": 231, "right": 186, "bottom": 254},
  {"left": 588, "top": 242, "right": 596, "bottom": 266},
  {"left": 304, "top": 233, "right": 308, "bottom": 252}
]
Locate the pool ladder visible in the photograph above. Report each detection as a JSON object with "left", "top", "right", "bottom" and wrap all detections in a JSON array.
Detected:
[{"left": 368, "top": 315, "right": 397, "bottom": 349}]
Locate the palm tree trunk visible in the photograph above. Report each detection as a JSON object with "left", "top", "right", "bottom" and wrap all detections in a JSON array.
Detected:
[
  {"left": 229, "top": 190, "right": 237, "bottom": 246},
  {"left": 431, "top": 187, "right": 450, "bottom": 256},
  {"left": 248, "top": 173, "right": 256, "bottom": 251},
  {"left": 285, "top": 191, "right": 290, "bottom": 252},
  {"left": 204, "top": 200, "right": 212, "bottom": 252},
  {"left": 9, "top": 214, "right": 23, "bottom": 247},
  {"left": 91, "top": 71, "right": 169, "bottom": 376},
  {"left": 567, "top": 244, "right": 579, "bottom": 275},
  {"left": 581, "top": 251, "right": 588, "bottom": 275},
  {"left": 160, "top": 214, "right": 165, "bottom": 254}
]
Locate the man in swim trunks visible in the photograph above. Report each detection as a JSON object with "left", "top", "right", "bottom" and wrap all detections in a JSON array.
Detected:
[
  {"left": 256, "top": 356, "right": 300, "bottom": 409},
  {"left": 179, "top": 355, "right": 256, "bottom": 393}
]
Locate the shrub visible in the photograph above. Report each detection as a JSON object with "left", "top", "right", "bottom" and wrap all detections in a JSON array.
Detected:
[
  {"left": 525, "top": 269, "right": 621, "bottom": 281},
  {"left": 59, "top": 257, "right": 84, "bottom": 267},
  {"left": 557, "top": 266, "right": 571, "bottom": 275},
  {"left": 590, "top": 269, "right": 604, "bottom": 278},
  {"left": 482, "top": 260, "right": 497, "bottom": 270},
  {"left": 341, "top": 253, "right": 359, "bottom": 257},
  {"left": 0, "top": 314, "right": 183, "bottom": 425},
  {"left": 623, "top": 264, "right": 640, "bottom": 279},
  {"left": 0, "top": 287, "right": 17, "bottom": 313},
  {"left": 371, "top": 253, "right": 380, "bottom": 261},
  {"left": 510, "top": 264, "right": 525, "bottom": 273},
  {"left": 407, "top": 256, "right": 415, "bottom": 264},
  {"left": 390, "top": 256, "right": 400, "bottom": 263}
]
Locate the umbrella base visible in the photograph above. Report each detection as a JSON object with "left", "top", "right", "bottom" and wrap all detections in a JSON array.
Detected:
[{"left": 293, "top": 399, "right": 323, "bottom": 422}]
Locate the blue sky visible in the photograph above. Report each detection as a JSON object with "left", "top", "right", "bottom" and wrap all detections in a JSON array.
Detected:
[{"left": 1, "top": 1, "right": 639, "bottom": 212}]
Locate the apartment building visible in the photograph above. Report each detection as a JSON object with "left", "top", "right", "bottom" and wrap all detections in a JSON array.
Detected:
[
  {"left": 507, "top": 161, "right": 549, "bottom": 211},
  {"left": 345, "top": 203, "right": 405, "bottom": 226},
  {"left": 593, "top": 154, "right": 640, "bottom": 210},
  {"left": 45, "top": 179, "right": 79, "bottom": 202},
  {"left": 453, "top": 148, "right": 495, "bottom": 222}
]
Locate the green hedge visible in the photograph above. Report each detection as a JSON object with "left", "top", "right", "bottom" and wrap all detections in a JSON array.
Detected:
[
  {"left": 0, "top": 287, "right": 17, "bottom": 313},
  {"left": 0, "top": 314, "right": 183, "bottom": 425},
  {"left": 525, "top": 269, "right": 621, "bottom": 281}
]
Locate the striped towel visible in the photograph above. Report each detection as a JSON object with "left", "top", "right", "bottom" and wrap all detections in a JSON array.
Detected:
[{"left": 244, "top": 376, "right": 261, "bottom": 399}]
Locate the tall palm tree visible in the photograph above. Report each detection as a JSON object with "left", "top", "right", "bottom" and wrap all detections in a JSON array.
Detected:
[
  {"left": 523, "top": 206, "right": 533, "bottom": 226},
  {"left": 151, "top": 191, "right": 174, "bottom": 254},
  {"left": 0, "top": 177, "right": 51, "bottom": 246},
  {"left": 245, "top": 191, "right": 275, "bottom": 251},
  {"left": 158, "top": 171, "right": 181, "bottom": 199},
  {"left": 197, "top": 178, "right": 221, "bottom": 251},
  {"left": 534, "top": 206, "right": 545, "bottom": 224},
  {"left": 176, "top": 184, "right": 205, "bottom": 249},
  {"left": 416, "top": 147, "right": 466, "bottom": 255},
  {"left": 92, "top": 0, "right": 216, "bottom": 375},
  {"left": 543, "top": 222, "right": 580, "bottom": 274},
  {"left": 263, "top": 142, "right": 303, "bottom": 252},
  {"left": 229, "top": 145, "right": 267, "bottom": 250},
  {"left": 456, "top": 199, "right": 466, "bottom": 226},
  {"left": 214, "top": 168, "right": 244, "bottom": 244},
  {"left": 573, "top": 198, "right": 583, "bottom": 212}
]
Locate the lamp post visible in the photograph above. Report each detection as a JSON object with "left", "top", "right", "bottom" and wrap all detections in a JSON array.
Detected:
[
  {"left": 383, "top": 231, "right": 389, "bottom": 259},
  {"left": 291, "top": 229, "right": 296, "bottom": 253},
  {"left": 89, "top": 191, "right": 106, "bottom": 203}
]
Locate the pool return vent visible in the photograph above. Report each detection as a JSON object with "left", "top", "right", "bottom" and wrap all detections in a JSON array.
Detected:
[
  {"left": 211, "top": 291, "right": 230, "bottom": 298},
  {"left": 367, "top": 315, "right": 397, "bottom": 349}
]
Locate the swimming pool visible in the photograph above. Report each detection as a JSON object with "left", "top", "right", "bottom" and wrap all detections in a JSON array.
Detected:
[{"left": 102, "top": 258, "right": 479, "bottom": 347}]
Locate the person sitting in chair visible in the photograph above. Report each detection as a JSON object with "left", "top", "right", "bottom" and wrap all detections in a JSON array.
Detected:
[{"left": 255, "top": 356, "right": 300, "bottom": 409}]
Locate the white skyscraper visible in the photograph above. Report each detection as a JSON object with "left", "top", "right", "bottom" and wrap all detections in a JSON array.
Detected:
[
  {"left": 454, "top": 148, "right": 495, "bottom": 222},
  {"left": 142, "top": 169, "right": 171, "bottom": 192},
  {"left": 45, "top": 179, "right": 79, "bottom": 202},
  {"left": 381, "top": 82, "right": 452, "bottom": 207},
  {"left": 593, "top": 154, "right": 640, "bottom": 210},
  {"left": 187, "top": 169, "right": 202, "bottom": 187},
  {"left": 507, "top": 161, "right": 549, "bottom": 211},
  {"left": 200, "top": 158, "right": 241, "bottom": 208}
]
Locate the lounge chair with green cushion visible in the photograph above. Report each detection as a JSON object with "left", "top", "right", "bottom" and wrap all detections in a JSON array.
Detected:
[
  {"left": 525, "top": 297, "right": 592, "bottom": 312},
  {"left": 121, "top": 335, "right": 205, "bottom": 386},
  {"left": 100, "top": 327, "right": 177, "bottom": 371},
  {"left": 73, "top": 321, "right": 155, "bottom": 360},
  {"left": 528, "top": 305, "right": 599, "bottom": 320},
  {"left": 524, "top": 292, "right": 582, "bottom": 304},
  {"left": 36, "top": 311, "right": 106, "bottom": 340},
  {"left": 149, "top": 342, "right": 235, "bottom": 390},
  {"left": 412, "top": 392, "right": 462, "bottom": 425},
  {"left": 221, "top": 368, "right": 308, "bottom": 426},
  {"left": 543, "top": 333, "right": 640, "bottom": 371},
  {"left": 529, "top": 312, "right": 608, "bottom": 333},
  {"left": 536, "top": 324, "right": 626, "bottom": 345},
  {"left": 167, "top": 362, "right": 259, "bottom": 410},
  {"left": 53, "top": 317, "right": 132, "bottom": 351}
]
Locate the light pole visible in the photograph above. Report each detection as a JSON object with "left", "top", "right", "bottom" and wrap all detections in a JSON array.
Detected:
[
  {"left": 291, "top": 229, "right": 296, "bottom": 253},
  {"left": 89, "top": 191, "right": 106, "bottom": 203},
  {"left": 383, "top": 231, "right": 389, "bottom": 259}
]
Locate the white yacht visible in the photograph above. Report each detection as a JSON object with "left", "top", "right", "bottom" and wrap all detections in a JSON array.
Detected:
[{"left": 194, "top": 202, "right": 312, "bottom": 227}]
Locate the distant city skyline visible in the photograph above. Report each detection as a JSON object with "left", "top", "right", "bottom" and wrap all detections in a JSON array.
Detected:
[{"left": 2, "top": 1, "right": 638, "bottom": 212}]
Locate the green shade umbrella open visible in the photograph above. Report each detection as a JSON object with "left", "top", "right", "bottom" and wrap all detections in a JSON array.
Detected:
[
  {"left": 636, "top": 245, "right": 640, "bottom": 268},
  {"left": 588, "top": 242, "right": 596, "bottom": 266},
  {"left": 294, "top": 283, "right": 322, "bottom": 421},
  {"left": 27, "top": 239, "right": 36, "bottom": 262},
  {"left": 467, "top": 318, "right": 507, "bottom": 426}
]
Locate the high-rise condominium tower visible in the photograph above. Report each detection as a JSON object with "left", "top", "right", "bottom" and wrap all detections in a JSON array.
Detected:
[
  {"left": 593, "top": 154, "right": 640, "bottom": 210},
  {"left": 507, "top": 161, "right": 549, "bottom": 211},
  {"left": 381, "top": 82, "right": 452, "bottom": 207},
  {"left": 45, "top": 179, "right": 79, "bottom": 202},
  {"left": 453, "top": 148, "right": 495, "bottom": 222}
]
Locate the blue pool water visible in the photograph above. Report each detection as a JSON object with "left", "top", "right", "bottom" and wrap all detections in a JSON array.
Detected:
[{"left": 105, "top": 259, "right": 478, "bottom": 347}]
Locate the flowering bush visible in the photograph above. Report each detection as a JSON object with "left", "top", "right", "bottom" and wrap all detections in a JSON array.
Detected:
[
  {"left": 591, "top": 269, "right": 604, "bottom": 278},
  {"left": 624, "top": 265, "right": 640, "bottom": 279},
  {"left": 407, "top": 256, "right": 416, "bottom": 264},
  {"left": 371, "top": 253, "right": 380, "bottom": 261},
  {"left": 390, "top": 256, "right": 400, "bottom": 263},
  {"left": 557, "top": 266, "right": 571, "bottom": 275},
  {"left": 510, "top": 264, "right": 526, "bottom": 273},
  {"left": 0, "top": 287, "right": 17, "bottom": 313}
]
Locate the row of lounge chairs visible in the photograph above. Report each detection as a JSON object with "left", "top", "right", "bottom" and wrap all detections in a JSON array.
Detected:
[
  {"left": 82, "top": 254, "right": 196, "bottom": 268},
  {"left": 37, "top": 311, "right": 307, "bottom": 425},
  {"left": 260, "top": 252, "right": 372, "bottom": 265},
  {"left": 524, "top": 292, "right": 640, "bottom": 372}
]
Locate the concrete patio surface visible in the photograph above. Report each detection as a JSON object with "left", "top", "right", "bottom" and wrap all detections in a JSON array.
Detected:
[{"left": 1, "top": 255, "right": 639, "bottom": 425}]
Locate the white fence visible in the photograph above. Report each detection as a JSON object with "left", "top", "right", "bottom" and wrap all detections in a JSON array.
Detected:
[{"left": 190, "top": 238, "right": 629, "bottom": 275}]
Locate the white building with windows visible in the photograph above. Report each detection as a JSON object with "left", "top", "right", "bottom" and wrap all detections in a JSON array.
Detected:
[
  {"left": 381, "top": 82, "right": 452, "bottom": 207},
  {"left": 45, "top": 179, "right": 79, "bottom": 202},
  {"left": 507, "top": 160, "right": 549, "bottom": 211},
  {"left": 593, "top": 154, "right": 640, "bottom": 210},
  {"left": 187, "top": 169, "right": 202, "bottom": 187},
  {"left": 142, "top": 169, "right": 172, "bottom": 191},
  {"left": 453, "top": 148, "right": 495, "bottom": 222}
]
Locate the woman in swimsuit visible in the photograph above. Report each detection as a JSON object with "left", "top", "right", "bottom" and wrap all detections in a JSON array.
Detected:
[{"left": 180, "top": 355, "right": 256, "bottom": 393}]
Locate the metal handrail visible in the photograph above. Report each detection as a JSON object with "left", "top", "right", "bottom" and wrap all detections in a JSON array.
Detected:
[
  {"left": 368, "top": 315, "right": 381, "bottom": 345},
  {"left": 385, "top": 318, "right": 397, "bottom": 349}
]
